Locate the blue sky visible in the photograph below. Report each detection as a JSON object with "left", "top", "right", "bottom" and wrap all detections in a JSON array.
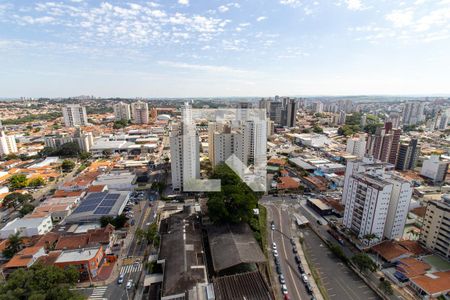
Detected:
[{"left": 0, "top": 0, "right": 449, "bottom": 97}]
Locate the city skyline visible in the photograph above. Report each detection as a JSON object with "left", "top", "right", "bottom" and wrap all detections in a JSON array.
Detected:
[{"left": 1, "top": 0, "right": 450, "bottom": 97}]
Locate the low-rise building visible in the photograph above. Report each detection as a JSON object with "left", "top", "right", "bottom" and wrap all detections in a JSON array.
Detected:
[
  {"left": 54, "top": 246, "right": 104, "bottom": 279},
  {"left": 2, "top": 246, "right": 46, "bottom": 272},
  {"left": 420, "top": 155, "right": 449, "bottom": 184},
  {"left": 0, "top": 215, "right": 53, "bottom": 239}
]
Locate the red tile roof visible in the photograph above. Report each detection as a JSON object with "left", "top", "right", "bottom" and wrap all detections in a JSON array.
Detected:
[
  {"left": 371, "top": 241, "right": 411, "bottom": 262},
  {"left": 410, "top": 271, "right": 450, "bottom": 295},
  {"left": 55, "top": 234, "right": 89, "bottom": 250}
]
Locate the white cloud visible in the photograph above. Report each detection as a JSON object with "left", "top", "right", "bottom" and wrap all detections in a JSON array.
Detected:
[
  {"left": 178, "top": 0, "right": 189, "bottom": 5},
  {"left": 345, "top": 0, "right": 363, "bottom": 11},
  {"left": 279, "top": 0, "right": 302, "bottom": 8},
  {"left": 218, "top": 5, "right": 229, "bottom": 13},
  {"left": 385, "top": 9, "right": 414, "bottom": 27},
  {"left": 256, "top": 16, "right": 267, "bottom": 22},
  {"left": 157, "top": 60, "right": 251, "bottom": 75}
]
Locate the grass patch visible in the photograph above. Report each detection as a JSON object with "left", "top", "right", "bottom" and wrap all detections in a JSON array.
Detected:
[
  {"left": 258, "top": 204, "right": 268, "bottom": 255},
  {"left": 302, "top": 243, "right": 330, "bottom": 300}
]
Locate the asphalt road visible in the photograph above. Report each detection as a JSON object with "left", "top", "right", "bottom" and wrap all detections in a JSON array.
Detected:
[
  {"left": 266, "top": 203, "right": 310, "bottom": 300},
  {"left": 265, "top": 195, "right": 381, "bottom": 300}
]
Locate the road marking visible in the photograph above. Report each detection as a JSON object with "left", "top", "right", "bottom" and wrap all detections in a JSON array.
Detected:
[
  {"left": 120, "top": 263, "right": 143, "bottom": 274},
  {"left": 88, "top": 286, "right": 107, "bottom": 299},
  {"left": 276, "top": 205, "right": 302, "bottom": 300}
]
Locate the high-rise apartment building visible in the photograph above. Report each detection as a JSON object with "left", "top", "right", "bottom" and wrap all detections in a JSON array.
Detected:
[
  {"left": 419, "top": 196, "right": 450, "bottom": 259},
  {"left": 282, "top": 98, "right": 297, "bottom": 127},
  {"left": 346, "top": 134, "right": 366, "bottom": 158},
  {"left": 402, "top": 102, "right": 425, "bottom": 126},
  {"left": 420, "top": 155, "right": 449, "bottom": 184},
  {"left": 395, "top": 138, "right": 419, "bottom": 171},
  {"left": 269, "top": 101, "right": 283, "bottom": 125},
  {"left": 312, "top": 101, "right": 323, "bottom": 114},
  {"left": 62, "top": 104, "right": 88, "bottom": 127},
  {"left": 113, "top": 102, "right": 131, "bottom": 121},
  {"left": 170, "top": 104, "right": 200, "bottom": 191},
  {"left": 337, "top": 110, "right": 346, "bottom": 125},
  {"left": 367, "top": 122, "right": 401, "bottom": 165},
  {"left": 342, "top": 157, "right": 412, "bottom": 244},
  {"left": 0, "top": 130, "right": 18, "bottom": 156},
  {"left": 131, "top": 101, "right": 149, "bottom": 124}
]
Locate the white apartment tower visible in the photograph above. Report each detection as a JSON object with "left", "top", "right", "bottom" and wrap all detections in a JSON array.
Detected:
[
  {"left": 346, "top": 134, "right": 366, "bottom": 158},
  {"left": 131, "top": 101, "right": 149, "bottom": 124},
  {"left": 170, "top": 104, "right": 200, "bottom": 191},
  {"left": 0, "top": 130, "right": 18, "bottom": 156},
  {"left": 62, "top": 104, "right": 88, "bottom": 127},
  {"left": 342, "top": 157, "right": 412, "bottom": 244},
  {"left": 113, "top": 102, "right": 131, "bottom": 121},
  {"left": 420, "top": 155, "right": 449, "bottom": 184},
  {"left": 402, "top": 102, "right": 425, "bottom": 126}
]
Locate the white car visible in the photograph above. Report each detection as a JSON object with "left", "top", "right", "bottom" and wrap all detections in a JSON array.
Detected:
[
  {"left": 302, "top": 274, "right": 308, "bottom": 283},
  {"left": 281, "top": 284, "right": 288, "bottom": 294},
  {"left": 272, "top": 242, "right": 277, "bottom": 250},
  {"left": 126, "top": 279, "right": 133, "bottom": 289},
  {"left": 273, "top": 249, "right": 279, "bottom": 257}
]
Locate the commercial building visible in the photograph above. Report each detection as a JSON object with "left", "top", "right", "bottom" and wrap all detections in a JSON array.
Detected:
[
  {"left": 131, "top": 101, "right": 149, "bottom": 124},
  {"left": 420, "top": 155, "right": 449, "bottom": 184},
  {"left": 0, "top": 215, "right": 53, "bottom": 239},
  {"left": 62, "top": 104, "right": 88, "bottom": 127},
  {"left": 64, "top": 191, "right": 129, "bottom": 224},
  {"left": 346, "top": 134, "right": 366, "bottom": 158},
  {"left": 113, "top": 101, "right": 131, "bottom": 121},
  {"left": 419, "top": 196, "right": 450, "bottom": 259},
  {"left": 54, "top": 246, "right": 104, "bottom": 279},
  {"left": 396, "top": 138, "right": 419, "bottom": 171},
  {"left": 92, "top": 171, "right": 136, "bottom": 191},
  {"left": 0, "top": 130, "right": 18, "bottom": 156},
  {"left": 342, "top": 157, "right": 412, "bottom": 244}
]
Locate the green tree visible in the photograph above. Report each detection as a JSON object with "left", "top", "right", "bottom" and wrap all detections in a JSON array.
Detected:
[
  {"left": 338, "top": 124, "right": 360, "bottom": 136},
  {"left": 113, "top": 119, "right": 128, "bottom": 129},
  {"left": 378, "top": 278, "right": 394, "bottom": 295},
  {"left": 27, "top": 177, "right": 46, "bottom": 188},
  {"left": 99, "top": 216, "right": 115, "bottom": 228},
  {"left": 0, "top": 264, "right": 83, "bottom": 300},
  {"left": 312, "top": 125, "right": 324, "bottom": 134},
  {"left": 2, "top": 233, "right": 24, "bottom": 259},
  {"left": 19, "top": 203, "right": 35, "bottom": 217},
  {"left": 364, "top": 123, "right": 383, "bottom": 134},
  {"left": 351, "top": 253, "right": 377, "bottom": 273},
  {"left": 9, "top": 174, "right": 28, "bottom": 191},
  {"left": 329, "top": 243, "right": 348, "bottom": 263},
  {"left": 61, "top": 160, "right": 76, "bottom": 172},
  {"left": 207, "top": 164, "right": 259, "bottom": 224},
  {"left": 58, "top": 142, "right": 81, "bottom": 157},
  {"left": 3, "top": 193, "right": 33, "bottom": 209},
  {"left": 78, "top": 151, "right": 91, "bottom": 160}
]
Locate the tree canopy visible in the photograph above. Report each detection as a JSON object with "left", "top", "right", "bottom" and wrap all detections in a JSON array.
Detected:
[
  {"left": 2, "top": 233, "right": 23, "bottom": 259},
  {"left": 0, "top": 264, "right": 83, "bottom": 300},
  {"left": 100, "top": 214, "right": 127, "bottom": 229},
  {"left": 351, "top": 253, "right": 377, "bottom": 273},
  {"left": 61, "top": 159, "right": 76, "bottom": 172},
  {"left": 8, "top": 174, "right": 28, "bottom": 191},
  {"left": 207, "top": 164, "right": 259, "bottom": 224},
  {"left": 3, "top": 193, "right": 33, "bottom": 209}
]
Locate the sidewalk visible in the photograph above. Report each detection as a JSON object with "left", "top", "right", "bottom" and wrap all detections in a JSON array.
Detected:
[{"left": 295, "top": 238, "right": 324, "bottom": 300}]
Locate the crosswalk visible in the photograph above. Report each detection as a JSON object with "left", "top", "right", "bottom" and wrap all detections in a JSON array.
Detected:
[
  {"left": 88, "top": 286, "right": 107, "bottom": 300},
  {"left": 120, "top": 263, "right": 143, "bottom": 274}
]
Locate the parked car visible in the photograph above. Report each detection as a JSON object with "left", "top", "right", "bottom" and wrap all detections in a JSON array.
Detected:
[
  {"left": 117, "top": 274, "right": 125, "bottom": 284},
  {"left": 290, "top": 238, "right": 295, "bottom": 246},
  {"left": 295, "top": 255, "right": 301, "bottom": 264},
  {"left": 306, "top": 283, "right": 313, "bottom": 294},
  {"left": 279, "top": 274, "right": 285, "bottom": 284},
  {"left": 281, "top": 284, "right": 288, "bottom": 295},
  {"left": 273, "top": 249, "right": 279, "bottom": 257},
  {"left": 302, "top": 274, "right": 308, "bottom": 283},
  {"left": 292, "top": 246, "right": 297, "bottom": 254},
  {"left": 272, "top": 242, "right": 277, "bottom": 250},
  {"left": 274, "top": 256, "right": 280, "bottom": 266},
  {"left": 126, "top": 279, "right": 133, "bottom": 289},
  {"left": 276, "top": 265, "right": 282, "bottom": 274},
  {"left": 298, "top": 264, "right": 305, "bottom": 274}
]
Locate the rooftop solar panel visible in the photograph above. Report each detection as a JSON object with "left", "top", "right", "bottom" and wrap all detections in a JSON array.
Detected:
[
  {"left": 105, "top": 194, "right": 120, "bottom": 201},
  {"left": 94, "top": 207, "right": 112, "bottom": 215},
  {"left": 73, "top": 204, "right": 98, "bottom": 213},
  {"left": 100, "top": 199, "right": 116, "bottom": 207}
]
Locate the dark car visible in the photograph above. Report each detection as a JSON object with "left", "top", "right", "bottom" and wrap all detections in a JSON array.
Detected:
[
  {"left": 292, "top": 246, "right": 298, "bottom": 254},
  {"left": 306, "top": 283, "right": 313, "bottom": 294},
  {"left": 298, "top": 264, "right": 305, "bottom": 274},
  {"left": 295, "top": 255, "right": 301, "bottom": 264},
  {"left": 276, "top": 265, "right": 282, "bottom": 274},
  {"left": 274, "top": 256, "right": 280, "bottom": 266},
  {"left": 290, "top": 238, "right": 295, "bottom": 246}
]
